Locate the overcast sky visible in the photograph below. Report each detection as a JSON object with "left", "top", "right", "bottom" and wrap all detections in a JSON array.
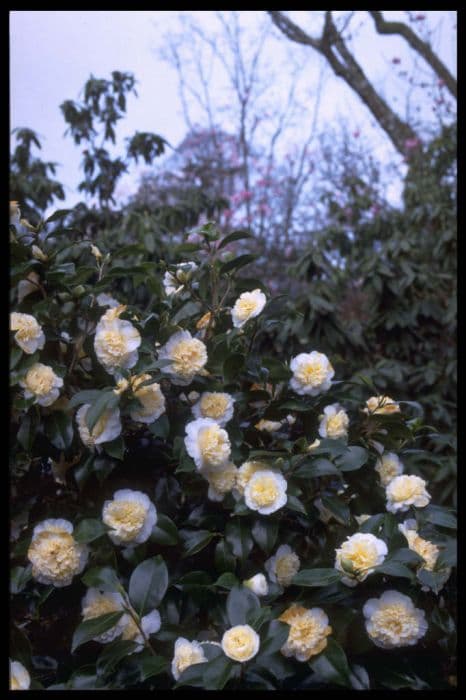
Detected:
[{"left": 10, "top": 10, "right": 456, "bottom": 213}]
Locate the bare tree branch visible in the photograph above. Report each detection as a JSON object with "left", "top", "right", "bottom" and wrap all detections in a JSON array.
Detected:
[
  {"left": 369, "top": 11, "right": 456, "bottom": 98},
  {"left": 268, "top": 10, "right": 419, "bottom": 155}
]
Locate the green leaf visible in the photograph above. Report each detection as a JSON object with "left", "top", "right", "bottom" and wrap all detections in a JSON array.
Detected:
[
  {"left": 321, "top": 495, "right": 351, "bottom": 525},
  {"left": 82, "top": 566, "right": 121, "bottom": 592},
  {"left": 97, "top": 640, "right": 139, "bottom": 676},
  {"left": 358, "top": 514, "right": 385, "bottom": 535},
  {"left": 417, "top": 568, "right": 451, "bottom": 594},
  {"left": 292, "top": 568, "right": 342, "bottom": 587},
  {"left": 225, "top": 519, "right": 253, "bottom": 562},
  {"left": 295, "top": 458, "right": 339, "bottom": 479},
  {"left": 214, "top": 539, "right": 236, "bottom": 573},
  {"left": 45, "top": 209, "right": 72, "bottom": 224},
  {"left": 286, "top": 494, "right": 307, "bottom": 515},
  {"left": 335, "top": 446, "right": 369, "bottom": 472},
  {"left": 44, "top": 412, "right": 74, "bottom": 450},
  {"left": 71, "top": 612, "right": 124, "bottom": 652},
  {"left": 150, "top": 513, "right": 179, "bottom": 546},
  {"left": 74, "top": 518, "right": 107, "bottom": 543},
  {"left": 129, "top": 556, "right": 168, "bottom": 616},
  {"left": 258, "top": 620, "right": 290, "bottom": 656},
  {"left": 247, "top": 606, "right": 272, "bottom": 631},
  {"left": 180, "top": 529, "right": 216, "bottom": 557},
  {"left": 148, "top": 414, "right": 170, "bottom": 439},
  {"left": 251, "top": 519, "right": 278, "bottom": 555},
  {"left": 223, "top": 353, "right": 244, "bottom": 382},
  {"left": 103, "top": 435, "right": 125, "bottom": 460},
  {"left": 349, "top": 664, "right": 370, "bottom": 690},
  {"left": 220, "top": 254, "right": 255, "bottom": 275},
  {"left": 17, "top": 411, "right": 38, "bottom": 452},
  {"left": 420, "top": 505, "right": 457, "bottom": 530},
  {"left": 218, "top": 229, "right": 253, "bottom": 249},
  {"left": 10, "top": 565, "right": 32, "bottom": 594},
  {"left": 68, "top": 389, "right": 103, "bottom": 409},
  {"left": 136, "top": 654, "right": 168, "bottom": 681},
  {"left": 376, "top": 561, "right": 414, "bottom": 580},
  {"left": 226, "top": 586, "right": 260, "bottom": 626},
  {"left": 309, "top": 638, "right": 352, "bottom": 687},
  {"left": 214, "top": 572, "right": 239, "bottom": 589},
  {"left": 86, "top": 391, "right": 120, "bottom": 433}
]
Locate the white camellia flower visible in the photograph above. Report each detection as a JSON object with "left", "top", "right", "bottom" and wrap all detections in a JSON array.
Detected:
[
  {"left": 76, "top": 404, "right": 122, "bottom": 449},
  {"left": 120, "top": 609, "right": 162, "bottom": 652},
  {"left": 163, "top": 261, "right": 198, "bottom": 296},
  {"left": 17, "top": 271, "right": 40, "bottom": 303},
  {"left": 231, "top": 289, "right": 266, "bottom": 329},
  {"left": 221, "top": 624, "right": 260, "bottom": 662},
  {"left": 94, "top": 305, "right": 141, "bottom": 375},
  {"left": 398, "top": 520, "right": 440, "bottom": 572},
  {"left": 364, "top": 395, "right": 400, "bottom": 415},
  {"left": 385, "top": 474, "right": 431, "bottom": 513},
  {"left": 289, "top": 351, "right": 334, "bottom": 396},
  {"left": 159, "top": 330, "right": 208, "bottom": 386},
  {"left": 243, "top": 573, "right": 269, "bottom": 596},
  {"left": 255, "top": 419, "right": 283, "bottom": 432},
  {"left": 184, "top": 418, "right": 231, "bottom": 471},
  {"left": 363, "top": 590, "right": 428, "bottom": 648},
  {"left": 335, "top": 533, "right": 388, "bottom": 586},
  {"left": 129, "top": 374, "right": 166, "bottom": 424},
  {"left": 234, "top": 460, "right": 269, "bottom": 497},
  {"left": 19, "top": 363, "right": 63, "bottom": 407},
  {"left": 81, "top": 588, "right": 127, "bottom": 643},
  {"left": 279, "top": 605, "right": 332, "bottom": 661},
  {"left": 203, "top": 462, "right": 238, "bottom": 501},
  {"left": 244, "top": 470, "right": 287, "bottom": 515},
  {"left": 102, "top": 489, "right": 158, "bottom": 546},
  {"left": 171, "top": 638, "right": 207, "bottom": 680},
  {"left": 265, "top": 544, "right": 301, "bottom": 587},
  {"left": 10, "top": 660, "right": 31, "bottom": 690},
  {"left": 27, "top": 519, "right": 89, "bottom": 587},
  {"left": 318, "top": 404, "right": 349, "bottom": 439},
  {"left": 192, "top": 391, "right": 235, "bottom": 426},
  {"left": 375, "top": 452, "right": 404, "bottom": 486},
  {"left": 10, "top": 312, "right": 45, "bottom": 354}
]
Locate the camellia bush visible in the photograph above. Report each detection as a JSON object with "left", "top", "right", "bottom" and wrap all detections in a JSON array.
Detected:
[{"left": 10, "top": 205, "right": 456, "bottom": 690}]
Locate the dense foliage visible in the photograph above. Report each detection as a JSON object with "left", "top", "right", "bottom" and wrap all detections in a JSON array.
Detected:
[{"left": 10, "top": 211, "right": 456, "bottom": 690}]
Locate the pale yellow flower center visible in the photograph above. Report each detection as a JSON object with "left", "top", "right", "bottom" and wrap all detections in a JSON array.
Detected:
[
  {"left": 326, "top": 413, "right": 347, "bottom": 435},
  {"left": 198, "top": 426, "right": 228, "bottom": 466},
  {"left": 236, "top": 298, "right": 258, "bottom": 320},
  {"left": 236, "top": 462, "right": 267, "bottom": 494},
  {"left": 207, "top": 465, "right": 236, "bottom": 493},
  {"left": 10, "top": 676, "right": 20, "bottom": 690},
  {"left": 224, "top": 628, "right": 256, "bottom": 659},
  {"left": 104, "top": 501, "right": 146, "bottom": 540},
  {"left": 371, "top": 604, "right": 417, "bottom": 637},
  {"left": 175, "top": 645, "right": 205, "bottom": 675},
  {"left": 391, "top": 478, "right": 421, "bottom": 502},
  {"left": 171, "top": 339, "right": 206, "bottom": 376},
  {"left": 342, "top": 542, "right": 377, "bottom": 571},
  {"left": 83, "top": 596, "right": 121, "bottom": 620},
  {"left": 296, "top": 360, "right": 330, "bottom": 387},
  {"left": 13, "top": 316, "right": 38, "bottom": 341},
  {"left": 28, "top": 531, "right": 80, "bottom": 579},
  {"left": 406, "top": 532, "right": 439, "bottom": 570},
  {"left": 200, "top": 394, "right": 229, "bottom": 420},
  {"left": 121, "top": 615, "right": 140, "bottom": 641},
  {"left": 275, "top": 554, "right": 299, "bottom": 583},
  {"left": 24, "top": 365, "right": 55, "bottom": 395},
  {"left": 101, "top": 329, "right": 127, "bottom": 358},
  {"left": 249, "top": 476, "right": 279, "bottom": 507}
]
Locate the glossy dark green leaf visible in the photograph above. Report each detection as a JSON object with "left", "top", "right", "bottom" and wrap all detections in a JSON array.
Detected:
[
  {"left": 82, "top": 566, "right": 121, "bottom": 592},
  {"left": 220, "top": 254, "right": 255, "bottom": 275},
  {"left": 86, "top": 391, "right": 120, "bottom": 433},
  {"left": 74, "top": 518, "right": 108, "bottom": 543},
  {"left": 180, "top": 529, "right": 216, "bottom": 557},
  {"left": 309, "top": 638, "right": 352, "bottom": 687},
  {"left": 251, "top": 519, "right": 278, "bottom": 554},
  {"left": 44, "top": 411, "right": 74, "bottom": 450},
  {"left": 321, "top": 495, "right": 351, "bottom": 525},
  {"left": 129, "top": 556, "right": 168, "bottom": 616},
  {"left": 292, "top": 568, "right": 342, "bottom": 587},
  {"left": 97, "top": 640, "right": 139, "bottom": 676},
  {"left": 150, "top": 513, "right": 179, "bottom": 546},
  {"left": 218, "top": 229, "right": 253, "bottom": 249},
  {"left": 226, "top": 586, "right": 260, "bottom": 626},
  {"left": 225, "top": 519, "right": 253, "bottom": 561},
  {"left": 336, "top": 446, "right": 369, "bottom": 472},
  {"left": 71, "top": 612, "right": 124, "bottom": 652}
]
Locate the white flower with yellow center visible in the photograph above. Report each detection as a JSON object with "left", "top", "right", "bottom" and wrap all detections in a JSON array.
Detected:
[
  {"left": 265, "top": 544, "right": 300, "bottom": 587},
  {"left": 171, "top": 638, "right": 207, "bottom": 680},
  {"left": 102, "top": 489, "right": 157, "bottom": 546},
  {"left": 10, "top": 312, "right": 45, "bottom": 354},
  {"left": 386, "top": 474, "right": 431, "bottom": 513},
  {"left": 94, "top": 306, "right": 141, "bottom": 376},
  {"left": 81, "top": 588, "right": 127, "bottom": 643},
  {"left": 10, "top": 660, "right": 31, "bottom": 690},
  {"left": 363, "top": 590, "right": 428, "bottom": 648},
  {"left": 244, "top": 470, "right": 287, "bottom": 515},
  {"left": 192, "top": 391, "right": 235, "bottom": 426},
  {"left": 375, "top": 452, "right": 404, "bottom": 486},
  {"left": 203, "top": 462, "right": 238, "bottom": 502},
  {"left": 17, "top": 271, "right": 40, "bottom": 303},
  {"left": 129, "top": 374, "right": 166, "bottom": 424},
  {"left": 318, "top": 404, "right": 349, "bottom": 439},
  {"left": 159, "top": 330, "right": 208, "bottom": 386},
  {"left": 185, "top": 418, "right": 231, "bottom": 471},
  {"left": 255, "top": 419, "right": 283, "bottom": 432},
  {"left": 221, "top": 624, "right": 260, "bottom": 662},
  {"left": 279, "top": 605, "right": 332, "bottom": 661},
  {"left": 27, "top": 519, "right": 89, "bottom": 587},
  {"left": 243, "top": 573, "right": 268, "bottom": 596},
  {"left": 398, "top": 520, "right": 440, "bottom": 572},
  {"left": 231, "top": 289, "right": 266, "bottom": 329},
  {"left": 163, "top": 261, "right": 198, "bottom": 296},
  {"left": 19, "top": 363, "right": 63, "bottom": 407},
  {"left": 335, "top": 533, "right": 387, "bottom": 586},
  {"left": 235, "top": 460, "right": 268, "bottom": 496},
  {"left": 120, "top": 609, "right": 162, "bottom": 651},
  {"left": 289, "top": 351, "right": 334, "bottom": 396},
  {"left": 76, "top": 403, "right": 121, "bottom": 449},
  {"left": 364, "top": 395, "right": 400, "bottom": 415}
]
